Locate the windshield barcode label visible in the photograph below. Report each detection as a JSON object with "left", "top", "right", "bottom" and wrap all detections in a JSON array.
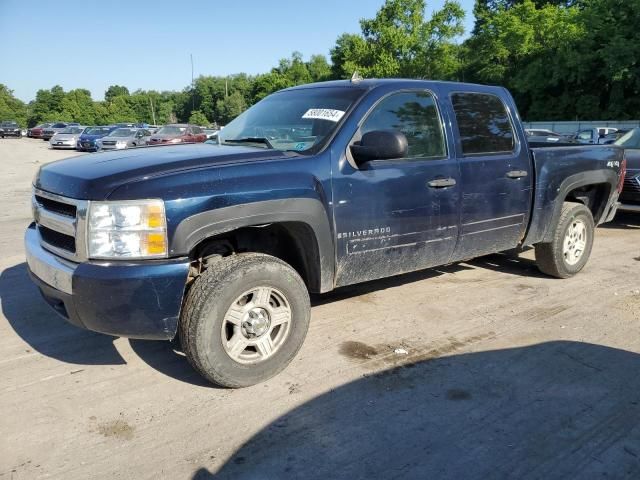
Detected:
[{"left": 302, "top": 109, "right": 345, "bottom": 122}]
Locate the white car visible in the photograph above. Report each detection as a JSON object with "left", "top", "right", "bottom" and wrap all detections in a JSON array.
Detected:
[{"left": 49, "top": 126, "right": 86, "bottom": 149}]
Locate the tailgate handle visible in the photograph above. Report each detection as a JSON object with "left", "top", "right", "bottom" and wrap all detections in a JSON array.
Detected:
[
  {"left": 427, "top": 178, "right": 457, "bottom": 188},
  {"left": 506, "top": 170, "right": 528, "bottom": 179}
]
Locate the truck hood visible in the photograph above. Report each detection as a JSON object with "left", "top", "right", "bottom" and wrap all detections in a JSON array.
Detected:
[
  {"left": 80, "top": 133, "right": 108, "bottom": 141},
  {"left": 149, "top": 134, "right": 180, "bottom": 141},
  {"left": 52, "top": 133, "right": 80, "bottom": 141},
  {"left": 35, "top": 143, "right": 288, "bottom": 200}
]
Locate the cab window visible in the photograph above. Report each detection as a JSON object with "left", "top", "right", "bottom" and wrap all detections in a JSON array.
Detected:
[
  {"left": 360, "top": 91, "right": 446, "bottom": 159},
  {"left": 451, "top": 92, "right": 515, "bottom": 155}
]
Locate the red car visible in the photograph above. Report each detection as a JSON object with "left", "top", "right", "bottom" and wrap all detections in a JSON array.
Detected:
[
  {"left": 146, "top": 124, "right": 207, "bottom": 145},
  {"left": 29, "top": 123, "right": 53, "bottom": 139}
]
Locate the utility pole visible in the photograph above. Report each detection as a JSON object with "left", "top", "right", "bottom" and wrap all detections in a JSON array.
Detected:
[
  {"left": 191, "top": 54, "right": 195, "bottom": 112},
  {"left": 149, "top": 96, "right": 156, "bottom": 126}
]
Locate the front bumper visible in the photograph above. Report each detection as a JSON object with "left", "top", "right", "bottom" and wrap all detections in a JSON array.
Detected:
[
  {"left": 0, "top": 130, "right": 21, "bottom": 137},
  {"left": 77, "top": 140, "right": 99, "bottom": 151},
  {"left": 25, "top": 224, "right": 190, "bottom": 339},
  {"left": 50, "top": 140, "right": 76, "bottom": 149},
  {"left": 100, "top": 143, "right": 128, "bottom": 150}
]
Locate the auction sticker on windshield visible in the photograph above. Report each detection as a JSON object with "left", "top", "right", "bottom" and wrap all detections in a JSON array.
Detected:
[{"left": 302, "top": 109, "right": 345, "bottom": 122}]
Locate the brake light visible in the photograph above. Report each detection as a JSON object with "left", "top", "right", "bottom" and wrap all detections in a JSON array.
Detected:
[{"left": 617, "top": 153, "right": 627, "bottom": 193}]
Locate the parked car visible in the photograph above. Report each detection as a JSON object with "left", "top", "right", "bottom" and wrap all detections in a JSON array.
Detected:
[
  {"left": 42, "top": 122, "right": 70, "bottom": 140},
  {"left": 26, "top": 79, "right": 624, "bottom": 388},
  {"left": 29, "top": 123, "right": 53, "bottom": 139},
  {"left": 525, "top": 129, "right": 574, "bottom": 144},
  {"left": 203, "top": 128, "right": 220, "bottom": 139},
  {"left": 0, "top": 121, "right": 22, "bottom": 138},
  {"left": 147, "top": 124, "right": 207, "bottom": 145},
  {"left": 76, "top": 126, "right": 117, "bottom": 152},
  {"left": 602, "top": 129, "right": 631, "bottom": 145},
  {"left": 49, "top": 126, "right": 85, "bottom": 149},
  {"left": 614, "top": 128, "right": 640, "bottom": 212},
  {"left": 574, "top": 127, "right": 619, "bottom": 145},
  {"left": 98, "top": 127, "right": 152, "bottom": 150}
]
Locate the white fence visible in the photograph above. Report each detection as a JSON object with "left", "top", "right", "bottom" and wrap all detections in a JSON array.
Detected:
[{"left": 523, "top": 121, "right": 640, "bottom": 134}]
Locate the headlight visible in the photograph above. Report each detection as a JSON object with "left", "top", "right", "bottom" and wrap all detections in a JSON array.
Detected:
[{"left": 87, "top": 200, "right": 168, "bottom": 259}]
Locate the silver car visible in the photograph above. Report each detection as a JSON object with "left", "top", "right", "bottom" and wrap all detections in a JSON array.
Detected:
[
  {"left": 98, "top": 128, "right": 152, "bottom": 150},
  {"left": 49, "top": 126, "right": 86, "bottom": 149}
]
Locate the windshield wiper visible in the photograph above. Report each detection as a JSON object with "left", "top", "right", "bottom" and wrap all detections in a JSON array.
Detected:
[{"left": 222, "top": 137, "right": 274, "bottom": 149}]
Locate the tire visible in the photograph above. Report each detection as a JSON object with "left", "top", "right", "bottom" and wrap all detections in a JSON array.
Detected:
[
  {"left": 179, "top": 253, "right": 310, "bottom": 388},
  {"left": 535, "top": 202, "right": 595, "bottom": 278}
]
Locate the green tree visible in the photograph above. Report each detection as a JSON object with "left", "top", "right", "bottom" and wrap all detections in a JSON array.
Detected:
[
  {"left": 215, "top": 91, "right": 247, "bottom": 124},
  {"left": 60, "top": 89, "right": 96, "bottom": 124},
  {"left": 330, "top": 0, "right": 465, "bottom": 80},
  {"left": 106, "top": 95, "right": 136, "bottom": 123},
  {"left": 188, "top": 110, "right": 209, "bottom": 126},
  {"left": 105, "top": 85, "right": 130, "bottom": 103},
  {"left": 0, "top": 84, "right": 27, "bottom": 126},
  {"left": 307, "top": 55, "right": 332, "bottom": 82}
]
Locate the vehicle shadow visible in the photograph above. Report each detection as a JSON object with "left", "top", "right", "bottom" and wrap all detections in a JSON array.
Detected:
[
  {"left": 0, "top": 262, "right": 125, "bottom": 365},
  {"left": 311, "top": 263, "right": 475, "bottom": 306},
  {"left": 465, "top": 251, "right": 548, "bottom": 279},
  {"left": 194, "top": 341, "right": 640, "bottom": 480},
  {"left": 602, "top": 212, "right": 640, "bottom": 230},
  {"left": 128, "top": 338, "right": 215, "bottom": 388}
]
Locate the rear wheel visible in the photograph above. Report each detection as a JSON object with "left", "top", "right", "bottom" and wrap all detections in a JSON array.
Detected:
[
  {"left": 535, "top": 202, "right": 595, "bottom": 278},
  {"left": 179, "top": 253, "right": 310, "bottom": 388}
]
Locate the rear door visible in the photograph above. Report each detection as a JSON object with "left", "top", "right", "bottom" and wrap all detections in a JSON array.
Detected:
[
  {"left": 332, "top": 88, "right": 460, "bottom": 286},
  {"left": 442, "top": 88, "right": 533, "bottom": 260}
]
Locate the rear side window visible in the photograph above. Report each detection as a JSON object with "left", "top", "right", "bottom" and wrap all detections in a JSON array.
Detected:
[
  {"left": 361, "top": 91, "right": 446, "bottom": 159},
  {"left": 451, "top": 93, "right": 515, "bottom": 155}
]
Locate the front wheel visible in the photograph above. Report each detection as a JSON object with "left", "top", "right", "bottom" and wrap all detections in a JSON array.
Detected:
[
  {"left": 179, "top": 253, "right": 310, "bottom": 388},
  {"left": 535, "top": 202, "right": 595, "bottom": 278}
]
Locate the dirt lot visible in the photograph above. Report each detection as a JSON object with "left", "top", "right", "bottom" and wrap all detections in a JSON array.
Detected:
[{"left": 1, "top": 138, "right": 639, "bottom": 479}]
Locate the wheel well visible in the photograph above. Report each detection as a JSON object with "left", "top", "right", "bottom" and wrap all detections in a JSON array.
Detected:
[
  {"left": 565, "top": 183, "right": 611, "bottom": 223},
  {"left": 190, "top": 222, "right": 322, "bottom": 293}
]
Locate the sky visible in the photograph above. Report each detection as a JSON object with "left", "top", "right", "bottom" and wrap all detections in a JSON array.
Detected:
[{"left": 0, "top": 0, "right": 475, "bottom": 102}]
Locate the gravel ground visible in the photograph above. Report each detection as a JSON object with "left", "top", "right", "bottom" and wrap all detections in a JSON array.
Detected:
[{"left": 1, "top": 138, "right": 639, "bottom": 479}]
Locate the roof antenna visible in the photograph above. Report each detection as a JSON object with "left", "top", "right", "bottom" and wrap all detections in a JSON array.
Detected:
[{"left": 351, "top": 71, "right": 363, "bottom": 84}]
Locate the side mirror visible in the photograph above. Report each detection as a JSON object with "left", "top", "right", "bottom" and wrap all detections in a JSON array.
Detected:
[{"left": 350, "top": 130, "right": 408, "bottom": 165}]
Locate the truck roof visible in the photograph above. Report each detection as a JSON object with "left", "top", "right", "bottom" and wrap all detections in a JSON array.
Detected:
[{"left": 283, "top": 78, "right": 504, "bottom": 92}]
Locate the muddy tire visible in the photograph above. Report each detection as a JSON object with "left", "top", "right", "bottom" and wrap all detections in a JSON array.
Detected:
[
  {"left": 535, "top": 202, "right": 595, "bottom": 279},
  {"left": 179, "top": 253, "right": 310, "bottom": 388}
]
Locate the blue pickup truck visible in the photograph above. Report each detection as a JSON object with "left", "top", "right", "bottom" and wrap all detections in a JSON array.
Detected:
[{"left": 25, "top": 79, "right": 625, "bottom": 387}]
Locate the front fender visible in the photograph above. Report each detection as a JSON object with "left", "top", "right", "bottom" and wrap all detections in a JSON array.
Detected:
[{"left": 170, "top": 198, "right": 335, "bottom": 293}]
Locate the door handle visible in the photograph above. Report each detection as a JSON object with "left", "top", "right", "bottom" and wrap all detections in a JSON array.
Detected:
[
  {"left": 427, "top": 178, "right": 457, "bottom": 188},
  {"left": 506, "top": 170, "right": 528, "bottom": 179}
]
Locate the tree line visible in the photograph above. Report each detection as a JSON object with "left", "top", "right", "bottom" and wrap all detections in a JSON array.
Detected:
[{"left": 1, "top": 0, "right": 637, "bottom": 127}]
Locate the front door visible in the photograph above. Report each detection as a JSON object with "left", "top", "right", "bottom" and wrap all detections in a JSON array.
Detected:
[{"left": 332, "top": 89, "right": 460, "bottom": 287}]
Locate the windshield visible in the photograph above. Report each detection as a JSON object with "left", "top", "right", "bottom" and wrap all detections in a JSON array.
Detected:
[
  {"left": 86, "top": 127, "right": 111, "bottom": 135},
  {"left": 1, "top": 122, "right": 18, "bottom": 127},
  {"left": 615, "top": 128, "right": 640, "bottom": 149},
  {"left": 109, "top": 128, "right": 135, "bottom": 137},
  {"left": 218, "top": 87, "right": 365, "bottom": 153},
  {"left": 60, "top": 127, "right": 83, "bottom": 134},
  {"left": 156, "top": 126, "right": 186, "bottom": 135}
]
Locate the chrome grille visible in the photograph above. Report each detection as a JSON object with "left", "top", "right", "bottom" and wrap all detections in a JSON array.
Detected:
[
  {"left": 32, "top": 188, "right": 88, "bottom": 262},
  {"left": 623, "top": 174, "right": 640, "bottom": 194}
]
